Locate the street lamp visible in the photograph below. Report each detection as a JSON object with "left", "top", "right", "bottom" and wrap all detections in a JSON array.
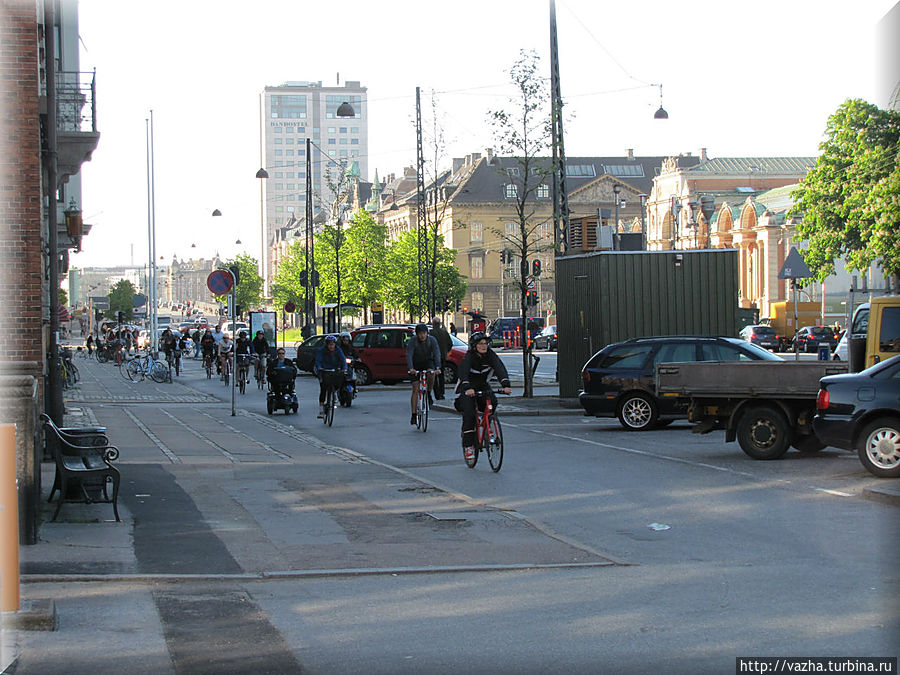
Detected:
[
  {"left": 653, "top": 84, "right": 669, "bottom": 120},
  {"left": 638, "top": 194, "right": 648, "bottom": 250},
  {"left": 613, "top": 184, "right": 621, "bottom": 245}
]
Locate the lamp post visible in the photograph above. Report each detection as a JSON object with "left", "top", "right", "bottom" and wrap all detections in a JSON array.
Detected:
[
  {"left": 613, "top": 184, "right": 621, "bottom": 249},
  {"left": 638, "top": 194, "right": 648, "bottom": 250},
  {"left": 256, "top": 168, "right": 269, "bottom": 300}
]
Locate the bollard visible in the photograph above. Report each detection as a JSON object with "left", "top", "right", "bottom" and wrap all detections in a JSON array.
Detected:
[
  {"left": 818, "top": 344, "right": 830, "bottom": 361},
  {"left": 0, "top": 424, "right": 19, "bottom": 612}
]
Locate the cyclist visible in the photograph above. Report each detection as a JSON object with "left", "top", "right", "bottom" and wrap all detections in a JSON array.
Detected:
[
  {"left": 212, "top": 324, "right": 225, "bottom": 373},
  {"left": 314, "top": 335, "right": 348, "bottom": 419},
  {"left": 430, "top": 317, "right": 452, "bottom": 400},
  {"left": 160, "top": 328, "right": 179, "bottom": 376},
  {"left": 338, "top": 332, "right": 356, "bottom": 359},
  {"left": 252, "top": 329, "right": 269, "bottom": 382},
  {"left": 200, "top": 328, "right": 216, "bottom": 371},
  {"left": 235, "top": 330, "right": 252, "bottom": 384},
  {"left": 218, "top": 334, "right": 234, "bottom": 379},
  {"left": 406, "top": 323, "right": 441, "bottom": 426},
  {"left": 456, "top": 331, "right": 511, "bottom": 462}
]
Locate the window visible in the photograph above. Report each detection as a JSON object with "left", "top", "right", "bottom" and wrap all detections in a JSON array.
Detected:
[
  {"left": 339, "top": 138, "right": 347, "bottom": 144},
  {"left": 286, "top": 150, "right": 294, "bottom": 156},
  {"left": 352, "top": 333, "right": 367, "bottom": 348},
  {"left": 328, "top": 127, "right": 336, "bottom": 133},
  {"left": 274, "top": 150, "right": 283, "bottom": 156},
  {"left": 274, "top": 172, "right": 283, "bottom": 179},
  {"left": 700, "top": 344, "right": 754, "bottom": 361},
  {"left": 504, "top": 184, "right": 518, "bottom": 199},
  {"left": 566, "top": 164, "right": 596, "bottom": 177},
  {"left": 536, "top": 184, "right": 550, "bottom": 199},
  {"left": 506, "top": 167, "right": 520, "bottom": 177},
  {"left": 471, "top": 257, "right": 483, "bottom": 279},
  {"left": 339, "top": 127, "right": 347, "bottom": 133},
  {"left": 603, "top": 164, "right": 645, "bottom": 177},
  {"left": 273, "top": 127, "right": 283, "bottom": 133},
  {"left": 286, "top": 138, "right": 294, "bottom": 144},
  {"left": 651, "top": 343, "right": 697, "bottom": 367},
  {"left": 284, "top": 127, "right": 293, "bottom": 133},
  {"left": 471, "top": 292, "right": 484, "bottom": 311},
  {"left": 598, "top": 345, "right": 653, "bottom": 369},
  {"left": 351, "top": 138, "right": 359, "bottom": 145},
  {"left": 505, "top": 222, "right": 517, "bottom": 236},
  {"left": 879, "top": 307, "right": 900, "bottom": 352},
  {"left": 328, "top": 138, "right": 336, "bottom": 145},
  {"left": 470, "top": 222, "right": 483, "bottom": 243},
  {"left": 274, "top": 138, "right": 283, "bottom": 144}
]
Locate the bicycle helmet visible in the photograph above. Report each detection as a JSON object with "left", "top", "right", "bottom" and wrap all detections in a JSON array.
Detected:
[
  {"left": 339, "top": 332, "right": 351, "bottom": 340},
  {"left": 414, "top": 323, "right": 429, "bottom": 334},
  {"left": 469, "top": 331, "right": 488, "bottom": 347},
  {"left": 324, "top": 335, "right": 338, "bottom": 343}
]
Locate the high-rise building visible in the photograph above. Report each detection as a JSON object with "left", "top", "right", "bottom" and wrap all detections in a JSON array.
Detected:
[{"left": 260, "top": 80, "right": 368, "bottom": 289}]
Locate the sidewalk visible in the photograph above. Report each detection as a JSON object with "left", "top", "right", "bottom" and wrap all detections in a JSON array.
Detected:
[{"left": 3, "top": 353, "right": 613, "bottom": 673}]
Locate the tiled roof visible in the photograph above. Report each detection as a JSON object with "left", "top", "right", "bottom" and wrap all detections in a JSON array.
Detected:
[
  {"left": 755, "top": 183, "right": 801, "bottom": 212},
  {"left": 685, "top": 157, "right": 816, "bottom": 175}
]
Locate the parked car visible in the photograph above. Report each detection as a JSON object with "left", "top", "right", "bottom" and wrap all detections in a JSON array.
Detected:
[
  {"left": 738, "top": 324, "right": 782, "bottom": 351},
  {"left": 791, "top": 325, "right": 838, "bottom": 353},
  {"left": 579, "top": 336, "right": 783, "bottom": 430},
  {"left": 222, "top": 321, "right": 248, "bottom": 339},
  {"left": 533, "top": 324, "right": 558, "bottom": 351},
  {"left": 832, "top": 330, "right": 849, "bottom": 361},
  {"left": 350, "top": 324, "right": 467, "bottom": 386},
  {"left": 294, "top": 334, "right": 338, "bottom": 373},
  {"left": 814, "top": 354, "right": 900, "bottom": 477}
]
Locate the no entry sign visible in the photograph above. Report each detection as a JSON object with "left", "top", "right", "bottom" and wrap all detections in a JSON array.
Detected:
[{"left": 207, "top": 269, "right": 234, "bottom": 295}]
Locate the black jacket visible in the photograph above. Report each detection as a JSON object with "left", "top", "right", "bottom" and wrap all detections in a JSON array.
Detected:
[{"left": 457, "top": 348, "right": 510, "bottom": 393}]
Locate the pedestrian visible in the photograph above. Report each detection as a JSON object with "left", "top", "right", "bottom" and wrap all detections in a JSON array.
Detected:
[
  {"left": 430, "top": 317, "right": 452, "bottom": 400},
  {"left": 449, "top": 322, "right": 457, "bottom": 336}
]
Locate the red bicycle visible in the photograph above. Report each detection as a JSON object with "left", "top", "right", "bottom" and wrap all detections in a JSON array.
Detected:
[{"left": 463, "top": 389, "right": 505, "bottom": 472}]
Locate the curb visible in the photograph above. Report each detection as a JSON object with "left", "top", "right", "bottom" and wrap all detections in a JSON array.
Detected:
[{"left": 861, "top": 485, "right": 900, "bottom": 507}]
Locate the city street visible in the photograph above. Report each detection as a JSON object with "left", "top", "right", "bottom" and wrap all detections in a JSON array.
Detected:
[{"left": 10, "top": 348, "right": 899, "bottom": 674}]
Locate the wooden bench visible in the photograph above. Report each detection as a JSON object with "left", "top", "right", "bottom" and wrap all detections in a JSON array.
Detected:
[{"left": 40, "top": 413, "right": 121, "bottom": 522}]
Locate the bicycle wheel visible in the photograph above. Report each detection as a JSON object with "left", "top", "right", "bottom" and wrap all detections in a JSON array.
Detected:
[
  {"left": 486, "top": 416, "right": 503, "bottom": 472},
  {"left": 239, "top": 369, "right": 246, "bottom": 394},
  {"left": 96, "top": 348, "right": 109, "bottom": 364},
  {"left": 124, "top": 360, "right": 142, "bottom": 382},
  {"left": 419, "top": 388, "right": 429, "bottom": 433},
  {"left": 205, "top": 357, "right": 213, "bottom": 379},
  {"left": 223, "top": 365, "right": 230, "bottom": 386},
  {"left": 68, "top": 362, "right": 79, "bottom": 384},
  {"left": 149, "top": 361, "right": 168, "bottom": 383},
  {"left": 325, "top": 388, "right": 335, "bottom": 427}
]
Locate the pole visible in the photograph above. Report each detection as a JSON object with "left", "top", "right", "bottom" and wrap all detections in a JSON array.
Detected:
[
  {"left": 149, "top": 111, "right": 159, "bottom": 356},
  {"left": 230, "top": 270, "right": 236, "bottom": 417},
  {"left": 306, "top": 137, "right": 315, "bottom": 335}
]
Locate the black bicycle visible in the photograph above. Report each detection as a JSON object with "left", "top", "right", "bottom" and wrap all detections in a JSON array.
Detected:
[{"left": 319, "top": 368, "right": 344, "bottom": 427}]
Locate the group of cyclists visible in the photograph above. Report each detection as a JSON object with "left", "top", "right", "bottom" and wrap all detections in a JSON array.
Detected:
[{"left": 91, "top": 317, "right": 514, "bottom": 460}]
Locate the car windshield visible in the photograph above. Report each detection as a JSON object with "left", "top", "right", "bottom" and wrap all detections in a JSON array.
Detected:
[
  {"left": 810, "top": 327, "right": 832, "bottom": 336},
  {"left": 450, "top": 334, "right": 467, "bottom": 347},
  {"left": 753, "top": 326, "right": 775, "bottom": 335}
]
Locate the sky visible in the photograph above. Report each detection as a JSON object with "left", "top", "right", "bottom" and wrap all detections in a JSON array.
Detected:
[{"left": 72, "top": 0, "right": 897, "bottom": 270}]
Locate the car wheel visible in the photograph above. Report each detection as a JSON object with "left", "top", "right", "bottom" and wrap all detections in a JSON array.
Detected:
[
  {"left": 617, "top": 392, "right": 659, "bottom": 431},
  {"left": 736, "top": 405, "right": 790, "bottom": 460},
  {"left": 443, "top": 363, "right": 458, "bottom": 385},
  {"left": 354, "top": 365, "right": 372, "bottom": 386},
  {"left": 856, "top": 417, "right": 900, "bottom": 478}
]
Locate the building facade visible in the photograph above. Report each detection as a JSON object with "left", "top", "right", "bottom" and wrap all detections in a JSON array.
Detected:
[{"left": 260, "top": 80, "right": 368, "bottom": 290}]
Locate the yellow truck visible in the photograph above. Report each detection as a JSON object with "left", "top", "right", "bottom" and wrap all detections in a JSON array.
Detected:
[
  {"left": 762, "top": 301, "right": 826, "bottom": 348},
  {"left": 848, "top": 295, "right": 900, "bottom": 371}
]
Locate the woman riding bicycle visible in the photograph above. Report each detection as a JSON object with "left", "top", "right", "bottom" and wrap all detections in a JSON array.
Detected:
[
  {"left": 314, "top": 335, "right": 348, "bottom": 419},
  {"left": 456, "top": 331, "right": 511, "bottom": 462},
  {"left": 218, "top": 334, "right": 234, "bottom": 379}
]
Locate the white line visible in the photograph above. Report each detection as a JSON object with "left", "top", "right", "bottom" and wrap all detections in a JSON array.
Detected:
[
  {"left": 159, "top": 408, "right": 237, "bottom": 462},
  {"left": 123, "top": 408, "right": 181, "bottom": 464},
  {"left": 196, "top": 410, "right": 292, "bottom": 461}
]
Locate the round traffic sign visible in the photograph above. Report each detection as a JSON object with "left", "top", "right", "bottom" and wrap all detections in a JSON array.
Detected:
[
  {"left": 207, "top": 269, "right": 233, "bottom": 295},
  {"left": 284, "top": 302, "right": 296, "bottom": 313}
]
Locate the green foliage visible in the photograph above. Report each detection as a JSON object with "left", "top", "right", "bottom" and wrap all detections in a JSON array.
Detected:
[
  {"left": 107, "top": 279, "right": 136, "bottom": 320},
  {"left": 215, "top": 254, "right": 263, "bottom": 310},
  {"left": 271, "top": 240, "right": 308, "bottom": 310},
  {"left": 341, "top": 210, "right": 389, "bottom": 321},
  {"left": 58, "top": 288, "right": 68, "bottom": 307},
  {"left": 790, "top": 99, "right": 900, "bottom": 281},
  {"left": 384, "top": 230, "right": 465, "bottom": 320}
]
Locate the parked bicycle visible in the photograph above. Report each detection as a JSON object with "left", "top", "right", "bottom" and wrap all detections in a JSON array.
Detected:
[
  {"left": 58, "top": 348, "right": 79, "bottom": 389},
  {"left": 463, "top": 389, "right": 506, "bottom": 472},
  {"left": 122, "top": 352, "right": 168, "bottom": 383}
]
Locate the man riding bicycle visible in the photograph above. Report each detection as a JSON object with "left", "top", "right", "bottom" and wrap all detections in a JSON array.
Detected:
[
  {"left": 456, "top": 331, "right": 511, "bottom": 461},
  {"left": 406, "top": 323, "right": 441, "bottom": 426},
  {"left": 314, "top": 335, "right": 348, "bottom": 419},
  {"left": 200, "top": 328, "right": 216, "bottom": 371},
  {"left": 252, "top": 329, "right": 269, "bottom": 382},
  {"left": 160, "top": 328, "right": 180, "bottom": 376},
  {"left": 235, "top": 330, "right": 252, "bottom": 384}
]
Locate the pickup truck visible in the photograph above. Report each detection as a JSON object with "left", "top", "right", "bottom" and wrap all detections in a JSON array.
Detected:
[{"left": 656, "top": 361, "right": 848, "bottom": 460}]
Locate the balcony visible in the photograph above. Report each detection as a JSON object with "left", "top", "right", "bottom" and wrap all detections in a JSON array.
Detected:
[{"left": 56, "top": 70, "right": 100, "bottom": 179}]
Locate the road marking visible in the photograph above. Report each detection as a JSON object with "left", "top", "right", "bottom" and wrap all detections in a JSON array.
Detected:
[
  {"left": 123, "top": 408, "right": 181, "bottom": 464},
  {"left": 196, "top": 410, "right": 292, "bottom": 461},
  {"left": 502, "top": 421, "right": 856, "bottom": 499},
  {"left": 159, "top": 408, "right": 237, "bottom": 463}
]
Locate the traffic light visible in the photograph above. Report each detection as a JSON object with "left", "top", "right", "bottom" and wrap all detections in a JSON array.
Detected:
[
  {"left": 455, "top": 298, "right": 461, "bottom": 311},
  {"left": 117, "top": 311, "right": 125, "bottom": 323},
  {"left": 229, "top": 264, "right": 240, "bottom": 286},
  {"left": 311, "top": 269, "right": 320, "bottom": 287},
  {"left": 299, "top": 269, "right": 308, "bottom": 287},
  {"left": 442, "top": 296, "right": 450, "bottom": 311},
  {"left": 525, "top": 291, "right": 537, "bottom": 307},
  {"left": 499, "top": 250, "right": 506, "bottom": 264},
  {"left": 532, "top": 259, "right": 542, "bottom": 277}
]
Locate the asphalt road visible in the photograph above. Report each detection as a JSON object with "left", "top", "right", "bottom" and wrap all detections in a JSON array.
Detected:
[{"left": 14, "top": 350, "right": 898, "bottom": 674}]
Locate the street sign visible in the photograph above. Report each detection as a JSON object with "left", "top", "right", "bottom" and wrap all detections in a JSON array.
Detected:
[
  {"left": 132, "top": 293, "right": 147, "bottom": 307},
  {"left": 207, "top": 269, "right": 233, "bottom": 295},
  {"left": 283, "top": 301, "right": 296, "bottom": 313},
  {"left": 526, "top": 277, "right": 536, "bottom": 290},
  {"left": 371, "top": 301, "right": 384, "bottom": 312},
  {"left": 778, "top": 247, "right": 812, "bottom": 280}
]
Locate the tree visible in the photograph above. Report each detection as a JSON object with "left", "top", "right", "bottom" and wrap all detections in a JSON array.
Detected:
[
  {"left": 271, "top": 240, "right": 308, "bottom": 315},
  {"left": 385, "top": 230, "right": 465, "bottom": 321},
  {"left": 58, "top": 288, "right": 68, "bottom": 307},
  {"left": 789, "top": 99, "right": 900, "bottom": 284},
  {"left": 215, "top": 253, "right": 263, "bottom": 315},
  {"left": 488, "top": 50, "right": 554, "bottom": 398},
  {"left": 341, "top": 209, "right": 389, "bottom": 324},
  {"left": 107, "top": 279, "right": 136, "bottom": 320},
  {"left": 316, "top": 161, "right": 354, "bottom": 325}
]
